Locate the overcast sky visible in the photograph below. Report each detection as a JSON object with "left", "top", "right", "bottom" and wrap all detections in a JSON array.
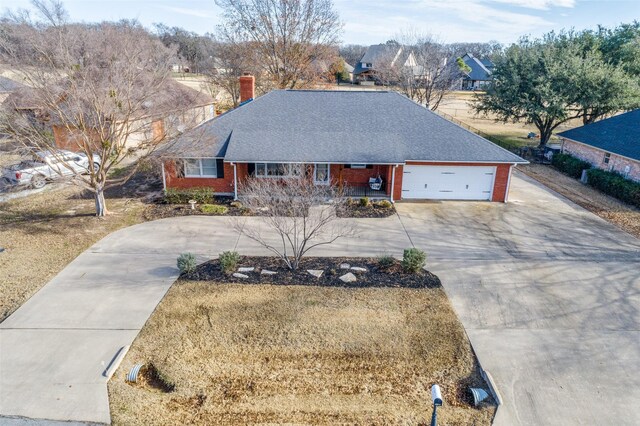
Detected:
[{"left": 2, "top": 0, "right": 638, "bottom": 45}]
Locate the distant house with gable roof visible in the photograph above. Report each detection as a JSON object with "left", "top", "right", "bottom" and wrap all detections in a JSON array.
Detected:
[{"left": 459, "top": 53, "right": 494, "bottom": 90}]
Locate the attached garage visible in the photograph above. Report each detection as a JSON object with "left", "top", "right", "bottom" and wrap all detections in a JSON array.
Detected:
[{"left": 401, "top": 165, "right": 496, "bottom": 200}]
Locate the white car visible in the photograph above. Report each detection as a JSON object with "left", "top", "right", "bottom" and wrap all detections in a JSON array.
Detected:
[{"left": 2, "top": 150, "right": 101, "bottom": 189}]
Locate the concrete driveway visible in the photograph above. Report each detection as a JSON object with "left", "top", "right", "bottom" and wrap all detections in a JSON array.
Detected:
[
  {"left": 0, "top": 172, "right": 638, "bottom": 424},
  {"left": 396, "top": 172, "right": 640, "bottom": 425}
]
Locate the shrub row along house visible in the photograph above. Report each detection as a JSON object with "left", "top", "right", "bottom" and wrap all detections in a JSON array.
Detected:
[
  {"left": 558, "top": 109, "right": 640, "bottom": 182},
  {"left": 162, "top": 75, "right": 526, "bottom": 202}
]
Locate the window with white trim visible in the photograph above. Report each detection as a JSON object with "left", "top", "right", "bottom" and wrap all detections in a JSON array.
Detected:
[
  {"left": 254, "top": 163, "right": 300, "bottom": 178},
  {"left": 184, "top": 158, "right": 218, "bottom": 177},
  {"left": 603, "top": 152, "right": 611, "bottom": 164},
  {"left": 314, "top": 163, "right": 330, "bottom": 185}
]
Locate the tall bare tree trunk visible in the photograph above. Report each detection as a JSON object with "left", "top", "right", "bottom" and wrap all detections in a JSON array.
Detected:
[{"left": 94, "top": 187, "right": 107, "bottom": 217}]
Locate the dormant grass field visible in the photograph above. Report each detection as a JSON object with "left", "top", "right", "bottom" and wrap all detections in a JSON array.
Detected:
[{"left": 109, "top": 281, "right": 494, "bottom": 425}]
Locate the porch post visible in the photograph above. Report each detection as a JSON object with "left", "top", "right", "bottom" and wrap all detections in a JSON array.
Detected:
[
  {"left": 390, "top": 164, "right": 396, "bottom": 203},
  {"left": 233, "top": 162, "right": 238, "bottom": 200}
]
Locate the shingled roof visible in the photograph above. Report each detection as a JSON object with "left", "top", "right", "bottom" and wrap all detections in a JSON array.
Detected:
[
  {"left": 558, "top": 110, "right": 640, "bottom": 162},
  {"left": 169, "top": 90, "right": 526, "bottom": 165},
  {"left": 462, "top": 53, "right": 493, "bottom": 81}
]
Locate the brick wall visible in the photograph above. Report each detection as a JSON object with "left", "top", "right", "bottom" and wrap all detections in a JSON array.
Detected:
[
  {"left": 563, "top": 139, "right": 640, "bottom": 183},
  {"left": 164, "top": 160, "right": 235, "bottom": 194},
  {"left": 392, "top": 162, "right": 513, "bottom": 202}
]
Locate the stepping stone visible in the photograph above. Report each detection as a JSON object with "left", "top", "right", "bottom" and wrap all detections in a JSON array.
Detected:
[
  {"left": 238, "top": 267, "right": 255, "bottom": 272},
  {"left": 339, "top": 272, "right": 357, "bottom": 283},
  {"left": 307, "top": 269, "right": 324, "bottom": 278},
  {"left": 350, "top": 267, "right": 368, "bottom": 272},
  {"left": 233, "top": 273, "right": 249, "bottom": 279},
  {"left": 339, "top": 263, "right": 351, "bottom": 269},
  {"left": 261, "top": 269, "right": 277, "bottom": 275}
]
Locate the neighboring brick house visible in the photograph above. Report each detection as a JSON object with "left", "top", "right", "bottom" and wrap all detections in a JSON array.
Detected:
[
  {"left": 558, "top": 110, "right": 640, "bottom": 183},
  {"left": 4, "top": 78, "right": 215, "bottom": 151},
  {"left": 162, "top": 75, "right": 527, "bottom": 202}
]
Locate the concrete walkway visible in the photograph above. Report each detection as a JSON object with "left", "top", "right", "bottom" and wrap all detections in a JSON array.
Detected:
[
  {"left": 0, "top": 213, "right": 410, "bottom": 424},
  {"left": 396, "top": 173, "right": 640, "bottom": 425},
  {"left": 1, "top": 173, "right": 639, "bottom": 424}
]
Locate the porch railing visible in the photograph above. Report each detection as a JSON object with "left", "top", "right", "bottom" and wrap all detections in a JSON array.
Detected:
[{"left": 341, "top": 182, "right": 388, "bottom": 198}]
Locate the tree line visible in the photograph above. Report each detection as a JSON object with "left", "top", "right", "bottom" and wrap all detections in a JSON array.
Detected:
[{"left": 475, "top": 24, "right": 640, "bottom": 148}]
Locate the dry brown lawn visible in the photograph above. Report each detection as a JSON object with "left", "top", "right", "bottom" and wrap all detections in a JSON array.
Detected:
[
  {"left": 109, "top": 282, "right": 494, "bottom": 425},
  {"left": 437, "top": 91, "right": 583, "bottom": 150},
  {"left": 0, "top": 185, "right": 146, "bottom": 321}
]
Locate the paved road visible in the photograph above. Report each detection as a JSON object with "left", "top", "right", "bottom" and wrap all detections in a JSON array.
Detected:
[{"left": 1, "top": 173, "right": 639, "bottom": 424}]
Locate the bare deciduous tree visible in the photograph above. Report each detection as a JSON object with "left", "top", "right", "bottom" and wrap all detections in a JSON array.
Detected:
[
  {"left": 0, "top": 2, "right": 203, "bottom": 216},
  {"left": 380, "top": 32, "right": 460, "bottom": 110},
  {"left": 232, "top": 170, "right": 355, "bottom": 270},
  {"left": 215, "top": 0, "right": 342, "bottom": 89}
]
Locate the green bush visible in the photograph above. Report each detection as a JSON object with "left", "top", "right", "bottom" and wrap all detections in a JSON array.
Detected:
[
  {"left": 551, "top": 153, "right": 592, "bottom": 179},
  {"left": 164, "top": 187, "right": 214, "bottom": 204},
  {"left": 200, "top": 204, "right": 228, "bottom": 215},
  {"left": 375, "top": 200, "right": 393, "bottom": 209},
  {"left": 359, "top": 197, "right": 370, "bottom": 207},
  {"left": 219, "top": 251, "right": 240, "bottom": 274},
  {"left": 402, "top": 248, "right": 426, "bottom": 273},
  {"left": 177, "top": 253, "right": 197, "bottom": 274},
  {"left": 587, "top": 169, "right": 640, "bottom": 208},
  {"left": 377, "top": 255, "right": 395, "bottom": 269}
]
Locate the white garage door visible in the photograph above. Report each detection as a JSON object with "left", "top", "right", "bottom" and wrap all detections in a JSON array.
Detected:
[{"left": 401, "top": 165, "right": 496, "bottom": 200}]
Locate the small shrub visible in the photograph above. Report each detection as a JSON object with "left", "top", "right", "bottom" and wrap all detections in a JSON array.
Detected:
[
  {"left": 375, "top": 200, "right": 393, "bottom": 209},
  {"left": 359, "top": 197, "right": 370, "bottom": 207},
  {"left": 177, "top": 253, "right": 197, "bottom": 274},
  {"left": 200, "top": 204, "right": 228, "bottom": 215},
  {"left": 230, "top": 201, "right": 243, "bottom": 208},
  {"left": 551, "top": 153, "right": 592, "bottom": 179},
  {"left": 219, "top": 251, "right": 240, "bottom": 274},
  {"left": 164, "top": 187, "right": 214, "bottom": 204},
  {"left": 402, "top": 248, "right": 426, "bottom": 273},
  {"left": 586, "top": 169, "right": 640, "bottom": 208},
  {"left": 377, "top": 255, "right": 395, "bottom": 269}
]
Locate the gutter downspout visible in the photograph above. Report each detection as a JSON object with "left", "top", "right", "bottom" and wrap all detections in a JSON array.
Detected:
[
  {"left": 390, "top": 164, "right": 397, "bottom": 203},
  {"left": 232, "top": 162, "right": 238, "bottom": 200},
  {"left": 505, "top": 164, "right": 514, "bottom": 203}
]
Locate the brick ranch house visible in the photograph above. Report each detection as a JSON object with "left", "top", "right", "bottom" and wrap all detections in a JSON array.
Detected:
[
  {"left": 558, "top": 109, "right": 640, "bottom": 182},
  {"left": 4, "top": 78, "right": 215, "bottom": 151},
  {"left": 162, "top": 75, "right": 526, "bottom": 202}
]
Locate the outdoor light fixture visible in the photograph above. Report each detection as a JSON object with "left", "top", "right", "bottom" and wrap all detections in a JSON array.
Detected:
[{"left": 430, "top": 384, "right": 443, "bottom": 426}]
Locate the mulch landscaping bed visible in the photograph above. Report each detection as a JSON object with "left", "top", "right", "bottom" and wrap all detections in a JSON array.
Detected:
[
  {"left": 336, "top": 204, "right": 396, "bottom": 218},
  {"left": 183, "top": 256, "right": 440, "bottom": 288},
  {"left": 143, "top": 197, "right": 249, "bottom": 220}
]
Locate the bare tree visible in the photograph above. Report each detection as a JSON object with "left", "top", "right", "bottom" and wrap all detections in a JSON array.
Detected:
[
  {"left": 339, "top": 44, "right": 367, "bottom": 66},
  {"left": 215, "top": 0, "right": 342, "bottom": 89},
  {"left": 382, "top": 32, "right": 460, "bottom": 110},
  {"left": 200, "top": 37, "right": 263, "bottom": 108},
  {"left": 0, "top": 3, "right": 203, "bottom": 216},
  {"left": 232, "top": 170, "right": 355, "bottom": 270}
]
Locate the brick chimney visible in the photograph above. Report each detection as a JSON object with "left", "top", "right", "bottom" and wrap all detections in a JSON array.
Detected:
[{"left": 239, "top": 73, "right": 255, "bottom": 103}]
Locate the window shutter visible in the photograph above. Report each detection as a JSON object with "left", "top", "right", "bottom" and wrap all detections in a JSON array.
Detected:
[
  {"left": 366, "top": 164, "right": 373, "bottom": 169},
  {"left": 248, "top": 163, "right": 256, "bottom": 176},
  {"left": 216, "top": 159, "right": 224, "bottom": 178},
  {"left": 175, "top": 159, "right": 185, "bottom": 178},
  {"left": 344, "top": 164, "right": 351, "bottom": 169}
]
